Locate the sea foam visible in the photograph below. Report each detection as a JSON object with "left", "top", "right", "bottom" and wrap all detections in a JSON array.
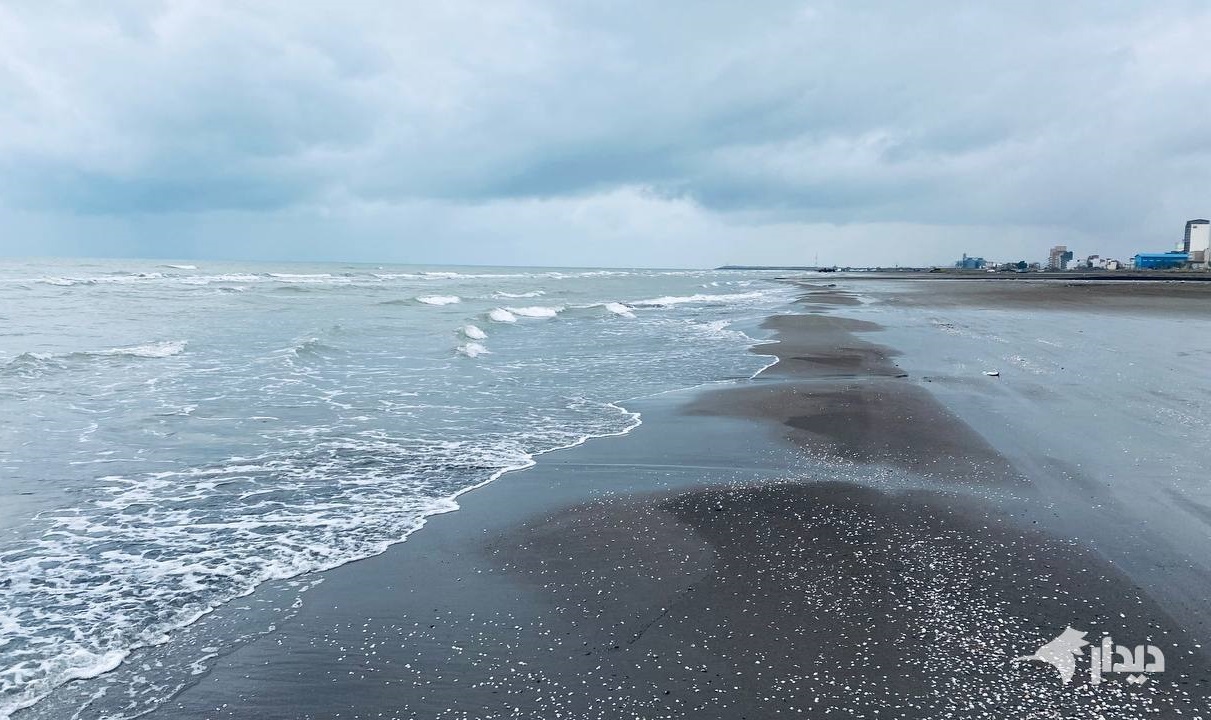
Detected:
[
  {"left": 417, "top": 295, "right": 461, "bottom": 306},
  {"left": 0, "top": 263, "right": 799, "bottom": 720},
  {"left": 494, "top": 290, "right": 545, "bottom": 298},
  {"left": 630, "top": 291, "right": 770, "bottom": 307},
  {"left": 505, "top": 306, "right": 562, "bottom": 318},
  {"left": 96, "top": 340, "right": 187, "bottom": 359},
  {"left": 603, "top": 302, "right": 636, "bottom": 318},
  {"left": 457, "top": 343, "right": 490, "bottom": 358}
]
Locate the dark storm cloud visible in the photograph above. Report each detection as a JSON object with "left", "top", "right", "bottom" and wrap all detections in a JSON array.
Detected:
[{"left": 1, "top": 1, "right": 1209, "bottom": 264}]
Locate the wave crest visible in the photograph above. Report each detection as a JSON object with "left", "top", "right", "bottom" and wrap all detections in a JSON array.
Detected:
[
  {"left": 603, "top": 302, "right": 636, "bottom": 318},
  {"left": 457, "top": 343, "right": 490, "bottom": 358},
  {"left": 630, "top": 291, "right": 771, "bottom": 307},
  {"left": 96, "top": 340, "right": 188, "bottom": 359},
  {"left": 416, "top": 295, "right": 461, "bottom": 306},
  {"left": 505, "top": 306, "right": 562, "bottom": 318}
]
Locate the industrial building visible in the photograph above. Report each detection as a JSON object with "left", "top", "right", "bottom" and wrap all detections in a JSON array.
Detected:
[
  {"left": 955, "top": 254, "right": 986, "bottom": 270},
  {"left": 1134, "top": 252, "right": 1190, "bottom": 270}
]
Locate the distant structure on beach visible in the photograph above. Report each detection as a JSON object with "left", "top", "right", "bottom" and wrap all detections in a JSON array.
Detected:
[
  {"left": 1183, "top": 219, "right": 1210, "bottom": 266},
  {"left": 955, "top": 253, "right": 986, "bottom": 270},
  {"left": 1047, "top": 245, "right": 1074, "bottom": 271},
  {"left": 1183, "top": 219, "right": 1209, "bottom": 253},
  {"left": 1134, "top": 252, "right": 1190, "bottom": 270},
  {"left": 1127, "top": 219, "right": 1211, "bottom": 271}
]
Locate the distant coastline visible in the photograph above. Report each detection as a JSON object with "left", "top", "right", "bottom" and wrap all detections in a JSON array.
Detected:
[{"left": 717, "top": 265, "right": 1211, "bottom": 281}]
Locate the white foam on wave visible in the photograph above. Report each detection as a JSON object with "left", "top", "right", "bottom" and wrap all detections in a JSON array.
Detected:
[
  {"left": 0, "top": 397, "right": 644, "bottom": 719},
  {"left": 179, "top": 274, "right": 261, "bottom": 285},
  {"left": 268, "top": 273, "right": 352, "bottom": 285},
  {"left": 692, "top": 319, "right": 750, "bottom": 341},
  {"left": 420, "top": 271, "right": 530, "bottom": 280},
  {"left": 630, "top": 291, "right": 771, "bottom": 307},
  {"left": 505, "top": 306, "right": 562, "bottom": 318},
  {"left": 162, "top": 264, "right": 198, "bottom": 270},
  {"left": 36, "top": 273, "right": 164, "bottom": 287},
  {"left": 603, "top": 302, "right": 636, "bottom": 319},
  {"left": 457, "top": 343, "right": 490, "bottom": 358},
  {"left": 97, "top": 341, "right": 187, "bottom": 359},
  {"left": 416, "top": 295, "right": 461, "bottom": 306},
  {"left": 3, "top": 341, "right": 186, "bottom": 377},
  {"left": 494, "top": 290, "right": 545, "bottom": 298},
  {"left": 372, "top": 272, "right": 424, "bottom": 280},
  {"left": 0, "top": 647, "right": 130, "bottom": 720},
  {"left": 461, "top": 325, "right": 487, "bottom": 340},
  {"left": 0, "top": 267, "right": 803, "bottom": 718}
]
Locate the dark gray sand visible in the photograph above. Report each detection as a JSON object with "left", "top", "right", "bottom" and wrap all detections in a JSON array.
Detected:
[
  {"left": 496, "top": 482, "right": 1210, "bottom": 718},
  {"left": 133, "top": 281, "right": 1211, "bottom": 719},
  {"left": 691, "top": 314, "right": 1022, "bottom": 486},
  {"left": 830, "top": 275, "right": 1211, "bottom": 315}
]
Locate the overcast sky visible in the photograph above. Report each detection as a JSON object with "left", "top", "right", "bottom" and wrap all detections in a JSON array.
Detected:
[{"left": 1, "top": 1, "right": 1209, "bottom": 268}]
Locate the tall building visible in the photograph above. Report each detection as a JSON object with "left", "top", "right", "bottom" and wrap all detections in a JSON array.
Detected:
[
  {"left": 1047, "top": 245, "right": 1074, "bottom": 270},
  {"left": 1181, "top": 219, "right": 1210, "bottom": 268},
  {"left": 1185, "top": 219, "right": 1211, "bottom": 254},
  {"left": 1186, "top": 220, "right": 1206, "bottom": 254}
]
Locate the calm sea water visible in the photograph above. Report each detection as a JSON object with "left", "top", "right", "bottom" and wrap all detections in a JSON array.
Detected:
[{"left": 0, "top": 259, "right": 797, "bottom": 718}]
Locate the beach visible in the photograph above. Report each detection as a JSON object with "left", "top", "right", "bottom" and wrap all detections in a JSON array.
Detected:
[
  {"left": 8, "top": 2, "right": 1211, "bottom": 717},
  {"left": 98, "top": 277, "right": 1210, "bottom": 719}
]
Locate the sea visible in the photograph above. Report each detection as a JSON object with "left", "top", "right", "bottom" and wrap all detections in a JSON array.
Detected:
[{"left": 0, "top": 259, "right": 799, "bottom": 719}]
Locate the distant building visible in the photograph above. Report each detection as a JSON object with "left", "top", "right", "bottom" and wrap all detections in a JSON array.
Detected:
[
  {"left": 1134, "top": 252, "right": 1189, "bottom": 270},
  {"left": 1078, "top": 254, "right": 1100, "bottom": 270},
  {"left": 1183, "top": 219, "right": 1210, "bottom": 253},
  {"left": 955, "top": 253, "right": 986, "bottom": 270},
  {"left": 1047, "top": 245, "right": 1074, "bottom": 270},
  {"left": 1183, "top": 220, "right": 1210, "bottom": 269}
]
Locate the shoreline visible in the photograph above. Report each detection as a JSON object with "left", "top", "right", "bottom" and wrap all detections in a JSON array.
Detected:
[{"left": 25, "top": 278, "right": 1211, "bottom": 719}]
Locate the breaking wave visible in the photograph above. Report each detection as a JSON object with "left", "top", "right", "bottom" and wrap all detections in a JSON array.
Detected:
[
  {"left": 416, "top": 295, "right": 462, "bottom": 306},
  {"left": 94, "top": 340, "right": 188, "bottom": 359},
  {"left": 603, "top": 302, "right": 636, "bottom": 318},
  {"left": 0, "top": 262, "right": 800, "bottom": 719},
  {"left": 630, "top": 291, "right": 772, "bottom": 307},
  {"left": 494, "top": 290, "right": 545, "bottom": 298},
  {"left": 505, "top": 306, "right": 562, "bottom": 318},
  {"left": 1, "top": 341, "right": 187, "bottom": 378},
  {"left": 488, "top": 308, "right": 517, "bottom": 323},
  {"left": 457, "top": 342, "right": 490, "bottom": 358}
]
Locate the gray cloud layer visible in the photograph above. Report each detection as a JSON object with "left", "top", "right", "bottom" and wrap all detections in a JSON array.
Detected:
[{"left": 2, "top": 1, "right": 1209, "bottom": 266}]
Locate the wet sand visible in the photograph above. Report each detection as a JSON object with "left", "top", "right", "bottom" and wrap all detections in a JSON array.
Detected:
[
  {"left": 831, "top": 275, "right": 1211, "bottom": 315},
  {"left": 133, "top": 280, "right": 1211, "bottom": 719}
]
